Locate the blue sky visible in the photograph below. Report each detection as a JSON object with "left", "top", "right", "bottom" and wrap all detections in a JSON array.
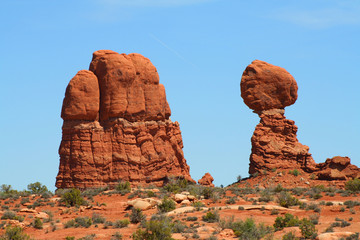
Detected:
[{"left": 1, "top": 0, "right": 359, "bottom": 191}]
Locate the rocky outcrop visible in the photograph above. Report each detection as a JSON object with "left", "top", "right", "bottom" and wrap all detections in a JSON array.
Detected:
[
  {"left": 316, "top": 156, "right": 360, "bottom": 180},
  {"left": 198, "top": 173, "right": 215, "bottom": 187},
  {"left": 56, "top": 50, "right": 194, "bottom": 189},
  {"left": 241, "top": 60, "right": 315, "bottom": 174},
  {"left": 241, "top": 60, "right": 360, "bottom": 180}
]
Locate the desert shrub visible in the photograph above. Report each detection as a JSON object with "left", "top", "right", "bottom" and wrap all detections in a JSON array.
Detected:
[
  {"left": 306, "top": 203, "right": 321, "bottom": 213},
  {"left": 147, "top": 191, "right": 155, "bottom": 198},
  {"left": 225, "top": 197, "right": 237, "bottom": 204},
  {"left": 259, "top": 190, "right": 273, "bottom": 202},
  {"left": 75, "top": 216, "right": 92, "bottom": 228},
  {"left": 27, "top": 182, "right": 48, "bottom": 194},
  {"left": 229, "top": 218, "right": 272, "bottom": 239},
  {"left": 344, "top": 200, "right": 360, "bottom": 208},
  {"left": 82, "top": 187, "right": 107, "bottom": 199},
  {"left": 345, "top": 178, "right": 360, "bottom": 192},
  {"left": 288, "top": 169, "right": 300, "bottom": 176},
  {"left": 345, "top": 233, "right": 360, "bottom": 240},
  {"left": 201, "top": 188, "right": 214, "bottom": 199},
  {"left": 274, "top": 184, "right": 285, "bottom": 193},
  {"left": 32, "top": 218, "right": 43, "bottom": 229},
  {"left": 282, "top": 231, "right": 298, "bottom": 240},
  {"left": 273, "top": 213, "right": 301, "bottom": 231},
  {"left": 0, "top": 226, "right": 31, "bottom": 240},
  {"left": 130, "top": 208, "right": 145, "bottom": 224},
  {"left": 64, "top": 219, "right": 76, "bottom": 228},
  {"left": 115, "top": 181, "right": 131, "bottom": 195},
  {"left": 299, "top": 218, "right": 317, "bottom": 239},
  {"left": 65, "top": 237, "right": 75, "bottom": 240},
  {"left": 271, "top": 209, "right": 279, "bottom": 215},
  {"left": 61, "top": 188, "right": 85, "bottom": 207},
  {"left": 326, "top": 201, "right": 334, "bottom": 206},
  {"left": 163, "top": 177, "right": 189, "bottom": 193},
  {"left": 277, "top": 192, "right": 300, "bottom": 208},
  {"left": 111, "top": 232, "right": 123, "bottom": 240},
  {"left": 113, "top": 219, "right": 130, "bottom": 228},
  {"left": 77, "top": 234, "right": 96, "bottom": 240},
  {"left": 192, "top": 201, "right": 205, "bottom": 210},
  {"left": 172, "top": 220, "right": 187, "bottom": 233},
  {"left": 202, "top": 211, "right": 220, "bottom": 223},
  {"left": 158, "top": 197, "right": 176, "bottom": 213},
  {"left": 132, "top": 217, "right": 173, "bottom": 240},
  {"left": 186, "top": 216, "right": 198, "bottom": 221},
  {"left": 41, "top": 191, "right": 53, "bottom": 199},
  {"left": 20, "top": 197, "right": 30, "bottom": 205},
  {"left": 91, "top": 213, "right": 106, "bottom": 224},
  {"left": 1, "top": 210, "right": 24, "bottom": 222}
]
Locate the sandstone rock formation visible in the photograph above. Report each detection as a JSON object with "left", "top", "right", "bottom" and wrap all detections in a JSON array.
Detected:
[
  {"left": 56, "top": 50, "right": 194, "bottom": 189},
  {"left": 198, "top": 173, "right": 215, "bottom": 187},
  {"left": 316, "top": 156, "right": 360, "bottom": 180},
  {"left": 241, "top": 60, "right": 316, "bottom": 174},
  {"left": 241, "top": 60, "right": 360, "bottom": 180}
]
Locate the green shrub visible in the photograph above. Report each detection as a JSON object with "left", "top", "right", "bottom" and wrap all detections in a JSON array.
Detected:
[
  {"left": 64, "top": 219, "right": 76, "bottom": 228},
  {"left": 27, "top": 182, "right": 48, "bottom": 194},
  {"left": 158, "top": 197, "right": 176, "bottom": 213},
  {"left": 32, "top": 218, "right": 43, "bottom": 229},
  {"left": 186, "top": 216, "right": 198, "bottom": 221},
  {"left": 115, "top": 181, "right": 131, "bottom": 195},
  {"left": 299, "top": 218, "right": 317, "bottom": 239},
  {"left": 61, "top": 189, "right": 85, "bottom": 207},
  {"left": 113, "top": 219, "right": 130, "bottom": 228},
  {"left": 282, "top": 231, "right": 298, "bottom": 240},
  {"left": 0, "top": 226, "right": 31, "bottom": 240},
  {"left": 75, "top": 216, "right": 92, "bottom": 228},
  {"left": 201, "top": 188, "right": 214, "bottom": 199},
  {"left": 92, "top": 213, "right": 106, "bottom": 224},
  {"left": 202, "top": 211, "right": 220, "bottom": 223},
  {"left": 130, "top": 208, "right": 145, "bottom": 224},
  {"left": 1, "top": 210, "right": 24, "bottom": 222},
  {"left": 277, "top": 192, "right": 300, "bottom": 208},
  {"left": 163, "top": 177, "right": 189, "bottom": 193},
  {"left": 288, "top": 169, "right": 300, "bottom": 176},
  {"left": 132, "top": 217, "right": 174, "bottom": 240},
  {"left": 229, "top": 218, "right": 272, "bottom": 239},
  {"left": 345, "top": 178, "right": 360, "bottom": 192},
  {"left": 65, "top": 237, "right": 75, "bottom": 240},
  {"left": 274, "top": 213, "right": 301, "bottom": 231},
  {"left": 111, "top": 232, "right": 123, "bottom": 240}
]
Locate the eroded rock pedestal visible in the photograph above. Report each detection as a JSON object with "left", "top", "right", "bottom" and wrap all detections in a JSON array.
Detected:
[
  {"left": 241, "top": 60, "right": 359, "bottom": 180},
  {"left": 56, "top": 50, "right": 194, "bottom": 189}
]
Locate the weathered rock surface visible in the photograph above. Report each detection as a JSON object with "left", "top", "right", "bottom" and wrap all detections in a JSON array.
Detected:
[
  {"left": 56, "top": 50, "right": 194, "bottom": 189},
  {"left": 316, "top": 156, "right": 360, "bottom": 180},
  {"left": 241, "top": 60, "right": 298, "bottom": 112},
  {"left": 198, "top": 173, "right": 215, "bottom": 187},
  {"left": 249, "top": 109, "right": 316, "bottom": 174},
  {"left": 241, "top": 60, "right": 360, "bottom": 181}
]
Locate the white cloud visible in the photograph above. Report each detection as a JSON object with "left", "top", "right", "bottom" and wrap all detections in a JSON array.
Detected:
[{"left": 98, "top": 0, "right": 214, "bottom": 7}]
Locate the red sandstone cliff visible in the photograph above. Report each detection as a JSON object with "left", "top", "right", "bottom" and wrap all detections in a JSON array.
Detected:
[{"left": 56, "top": 50, "right": 194, "bottom": 189}]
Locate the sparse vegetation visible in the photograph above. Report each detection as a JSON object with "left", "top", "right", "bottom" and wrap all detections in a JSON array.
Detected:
[
  {"left": 130, "top": 208, "right": 146, "bottom": 224},
  {"left": 345, "top": 178, "right": 360, "bottom": 192},
  {"left": 158, "top": 197, "right": 176, "bottom": 213},
  {"left": 61, "top": 188, "right": 85, "bottom": 207}
]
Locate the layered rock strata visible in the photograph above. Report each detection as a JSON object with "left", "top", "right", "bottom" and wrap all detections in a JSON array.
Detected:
[
  {"left": 241, "top": 60, "right": 316, "bottom": 174},
  {"left": 56, "top": 50, "right": 194, "bottom": 189},
  {"left": 241, "top": 60, "right": 360, "bottom": 180}
]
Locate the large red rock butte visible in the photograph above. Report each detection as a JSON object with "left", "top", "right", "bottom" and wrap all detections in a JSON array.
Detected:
[
  {"left": 56, "top": 50, "right": 194, "bottom": 189},
  {"left": 241, "top": 60, "right": 360, "bottom": 181}
]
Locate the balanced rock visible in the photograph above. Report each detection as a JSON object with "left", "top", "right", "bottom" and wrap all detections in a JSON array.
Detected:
[
  {"left": 241, "top": 60, "right": 315, "bottom": 174},
  {"left": 56, "top": 50, "right": 194, "bottom": 189},
  {"left": 198, "top": 173, "right": 215, "bottom": 187},
  {"left": 241, "top": 60, "right": 298, "bottom": 112}
]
